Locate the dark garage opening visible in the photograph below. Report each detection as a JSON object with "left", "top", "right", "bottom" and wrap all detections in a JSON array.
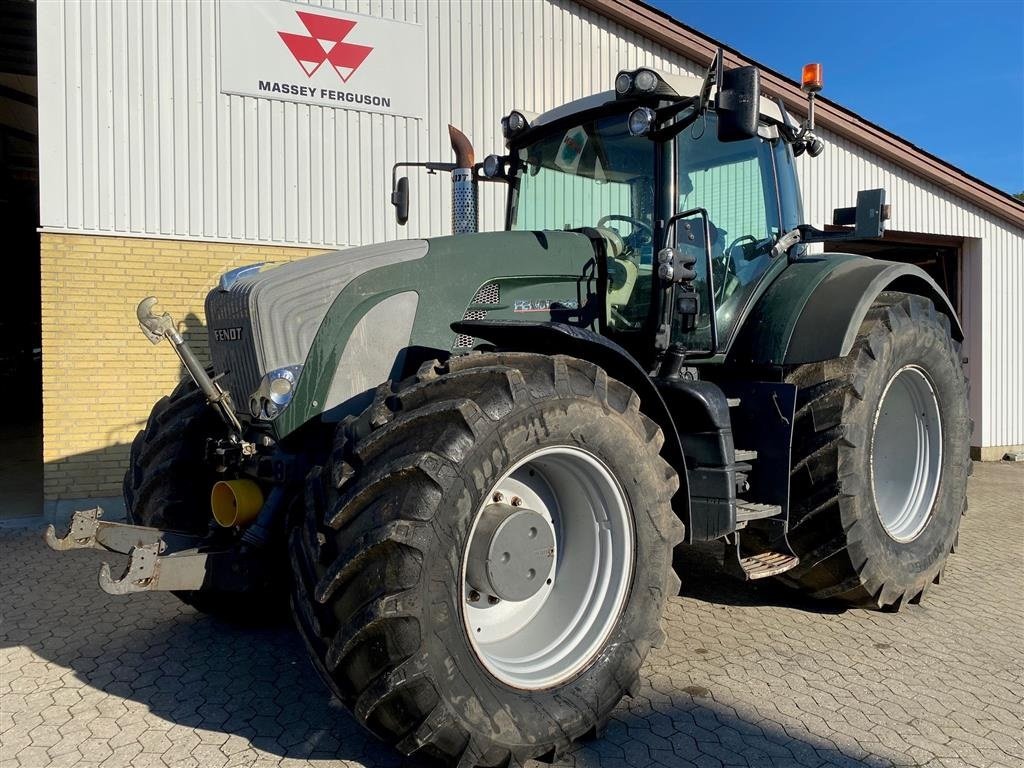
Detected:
[
  {"left": 825, "top": 229, "right": 962, "bottom": 314},
  {"left": 0, "top": 0, "right": 40, "bottom": 519}
]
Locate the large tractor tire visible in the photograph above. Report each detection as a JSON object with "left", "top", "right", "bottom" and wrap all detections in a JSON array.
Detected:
[
  {"left": 124, "top": 379, "right": 287, "bottom": 619},
  {"left": 783, "top": 292, "right": 970, "bottom": 609},
  {"left": 290, "top": 352, "right": 684, "bottom": 767}
]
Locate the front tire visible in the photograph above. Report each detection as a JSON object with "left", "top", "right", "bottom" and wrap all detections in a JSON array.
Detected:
[
  {"left": 124, "top": 379, "right": 288, "bottom": 619},
  {"left": 290, "top": 353, "right": 683, "bottom": 766},
  {"left": 782, "top": 292, "right": 970, "bottom": 608}
]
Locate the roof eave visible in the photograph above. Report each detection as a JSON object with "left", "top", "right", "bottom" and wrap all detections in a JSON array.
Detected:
[{"left": 575, "top": 0, "right": 1024, "bottom": 229}]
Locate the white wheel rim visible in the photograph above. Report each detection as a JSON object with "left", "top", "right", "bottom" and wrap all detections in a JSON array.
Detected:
[
  {"left": 460, "top": 446, "right": 634, "bottom": 690},
  {"left": 870, "top": 365, "right": 943, "bottom": 542}
]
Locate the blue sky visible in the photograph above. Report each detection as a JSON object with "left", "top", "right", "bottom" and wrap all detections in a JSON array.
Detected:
[{"left": 648, "top": 0, "right": 1024, "bottom": 195}]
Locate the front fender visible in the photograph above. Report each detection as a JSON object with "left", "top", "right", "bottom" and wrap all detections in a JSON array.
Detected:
[
  {"left": 452, "top": 320, "right": 695, "bottom": 540},
  {"left": 728, "top": 254, "right": 963, "bottom": 367}
]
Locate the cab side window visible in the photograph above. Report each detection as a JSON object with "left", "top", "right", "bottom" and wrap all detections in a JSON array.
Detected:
[{"left": 672, "top": 115, "right": 781, "bottom": 350}]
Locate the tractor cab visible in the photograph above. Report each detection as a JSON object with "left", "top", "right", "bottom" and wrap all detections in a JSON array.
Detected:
[{"left": 498, "top": 61, "right": 810, "bottom": 365}]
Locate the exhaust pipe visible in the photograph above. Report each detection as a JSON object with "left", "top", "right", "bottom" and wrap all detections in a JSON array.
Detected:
[{"left": 448, "top": 124, "right": 477, "bottom": 234}]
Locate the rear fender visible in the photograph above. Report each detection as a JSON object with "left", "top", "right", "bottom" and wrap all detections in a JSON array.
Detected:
[{"left": 728, "top": 255, "right": 962, "bottom": 367}]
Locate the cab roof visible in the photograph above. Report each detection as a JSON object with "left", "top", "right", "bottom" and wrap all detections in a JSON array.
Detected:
[{"left": 523, "top": 68, "right": 784, "bottom": 132}]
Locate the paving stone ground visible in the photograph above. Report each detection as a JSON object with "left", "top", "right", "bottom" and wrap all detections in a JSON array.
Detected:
[{"left": 2, "top": 461, "right": 1022, "bottom": 768}]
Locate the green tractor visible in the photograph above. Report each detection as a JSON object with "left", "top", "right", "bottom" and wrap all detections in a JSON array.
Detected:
[{"left": 47, "top": 54, "right": 969, "bottom": 766}]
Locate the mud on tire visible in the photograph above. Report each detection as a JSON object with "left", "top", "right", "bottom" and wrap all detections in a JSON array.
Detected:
[
  {"left": 289, "top": 352, "right": 684, "bottom": 767},
  {"left": 782, "top": 292, "right": 971, "bottom": 609}
]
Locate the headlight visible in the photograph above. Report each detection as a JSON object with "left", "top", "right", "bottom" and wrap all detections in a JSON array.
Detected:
[
  {"left": 507, "top": 111, "right": 528, "bottom": 132},
  {"left": 249, "top": 365, "right": 303, "bottom": 420}
]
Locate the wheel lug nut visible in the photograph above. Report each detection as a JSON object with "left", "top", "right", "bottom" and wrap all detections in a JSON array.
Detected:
[
  {"left": 468, "top": 589, "right": 480, "bottom": 603},
  {"left": 492, "top": 492, "right": 504, "bottom": 503},
  {"left": 510, "top": 496, "right": 522, "bottom": 507},
  {"left": 487, "top": 595, "right": 500, "bottom": 605}
]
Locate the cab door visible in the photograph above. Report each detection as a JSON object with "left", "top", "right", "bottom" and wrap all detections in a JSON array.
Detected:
[{"left": 670, "top": 114, "right": 784, "bottom": 355}]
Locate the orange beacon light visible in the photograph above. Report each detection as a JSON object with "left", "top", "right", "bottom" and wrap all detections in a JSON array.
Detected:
[{"left": 801, "top": 63, "right": 823, "bottom": 94}]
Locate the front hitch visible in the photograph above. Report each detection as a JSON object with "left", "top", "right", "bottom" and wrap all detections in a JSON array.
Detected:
[
  {"left": 136, "top": 297, "right": 244, "bottom": 436},
  {"left": 44, "top": 508, "right": 259, "bottom": 595}
]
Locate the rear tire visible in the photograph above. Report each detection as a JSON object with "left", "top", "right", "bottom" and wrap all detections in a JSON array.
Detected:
[
  {"left": 289, "top": 353, "right": 683, "bottom": 766},
  {"left": 782, "top": 292, "right": 970, "bottom": 609},
  {"left": 124, "top": 379, "right": 287, "bottom": 620}
]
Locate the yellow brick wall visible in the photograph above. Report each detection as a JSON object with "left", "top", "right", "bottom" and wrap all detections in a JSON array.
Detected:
[{"left": 41, "top": 233, "right": 322, "bottom": 500}]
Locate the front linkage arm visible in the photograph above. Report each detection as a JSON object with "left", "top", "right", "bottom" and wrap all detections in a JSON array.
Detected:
[
  {"left": 42, "top": 300, "right": 278, "bottom": 595},
  {"left": 136, "top": 297, "right": 244, "bottom": 437}
]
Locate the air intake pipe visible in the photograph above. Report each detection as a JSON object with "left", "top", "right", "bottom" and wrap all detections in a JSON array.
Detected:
[{"left": 448, "top": 124, "right": 477, "bottom": 234}]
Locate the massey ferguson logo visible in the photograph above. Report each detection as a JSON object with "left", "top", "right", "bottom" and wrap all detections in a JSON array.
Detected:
[{"left": 278, "top": 11, "right": 373, "bottom": 82}]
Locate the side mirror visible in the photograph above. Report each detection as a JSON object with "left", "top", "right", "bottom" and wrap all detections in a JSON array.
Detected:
[
  {"left": 391, "top": 176, "right": 409, "bottom": 225},
  {"left": 716, "top": 66, "right": 760, "bottom": 142},
  {"left": 831, "top": 188, "right": 890, "bottom": 238},
  {"left": 854, "top": 188, "right": 887, "bottom": 238}
]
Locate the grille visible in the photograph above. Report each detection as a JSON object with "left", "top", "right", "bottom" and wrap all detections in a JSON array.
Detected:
[
  {"left": 471, "top": 282, "right": 500, "bottom": 304},
  {"left": 453, "top": 307, "right": 487, "bottom": 350},
  {"left": 205, "top": 287, "right": 261, "bottom": 406}
]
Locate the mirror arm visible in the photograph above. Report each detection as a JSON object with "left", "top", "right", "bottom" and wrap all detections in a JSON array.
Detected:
[
  {"left": 473, "top": 163, "right": 512, "bottom": 185},
  {"left": 391, "top": 160, "right": 458, "bottom": 189},
  {"left": 773, "top": 224, "right": 875, "bottom": 261},
  {"left": 773, "top": 96, "right": 805, "bottom": 143},
  {"left": 646, "top": 48, "right": 720, "bottom": 144},
  {"left": 648, "top": 105, "right": 702, "bottom": 142}
]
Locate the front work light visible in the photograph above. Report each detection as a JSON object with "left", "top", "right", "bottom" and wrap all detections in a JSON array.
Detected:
[
  {"left": 501, "top": 110, "right": 531, "bottom": 140},
  {"left": 634, "top": 69, "right": 659, "bottom": 93},
  {"left": 627, "top": 107, "right": 657, "bottom": 137},
  {"left": 615, "top": 72, "right": 634, "bottom": 95},
  {"left": 801, "top": 63, "right": 823, "bottom": 94},
  {"left": 507, "top": 111, "right": 528, "bottom": 132},
  {"left": 614, "top": 67, "right": 678, "bottom": 100},
  {"left": 482, "top": 154, "right": 505, "bottom": 178}
]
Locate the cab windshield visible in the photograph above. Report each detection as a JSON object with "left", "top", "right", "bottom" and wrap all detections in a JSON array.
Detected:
[
  {"left": 507, "top": 110, "right": 784, "bottom": 348},
  {"left": 510, "top": 113, "right": 656, "bottom": 330}
]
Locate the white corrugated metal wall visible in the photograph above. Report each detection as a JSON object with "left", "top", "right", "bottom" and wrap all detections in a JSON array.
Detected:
[
  {"left": 36, "top": 0, "right": 1023, "bottom": 449},
  {"left": 795, "top": 133, "right": 1023, "bottom": 450},
  {"left": 37, "top": 0, "right": 708, "bottom": 244}
]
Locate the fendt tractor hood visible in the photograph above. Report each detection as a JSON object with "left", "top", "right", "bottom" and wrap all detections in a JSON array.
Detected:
[{"left": 204, "top": 230, "right": 600, "bottom": 438}]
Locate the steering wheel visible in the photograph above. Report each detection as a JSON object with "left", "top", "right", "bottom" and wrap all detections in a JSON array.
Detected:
[
  {"left": 716, "top": 234, "right": 766, "bottom": 302},
  {"left": 725, "top": 234, "right": 762, "bottom": 262},
  {"left": 596, "top": 214, "right": 653, "bottom": 247}
]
